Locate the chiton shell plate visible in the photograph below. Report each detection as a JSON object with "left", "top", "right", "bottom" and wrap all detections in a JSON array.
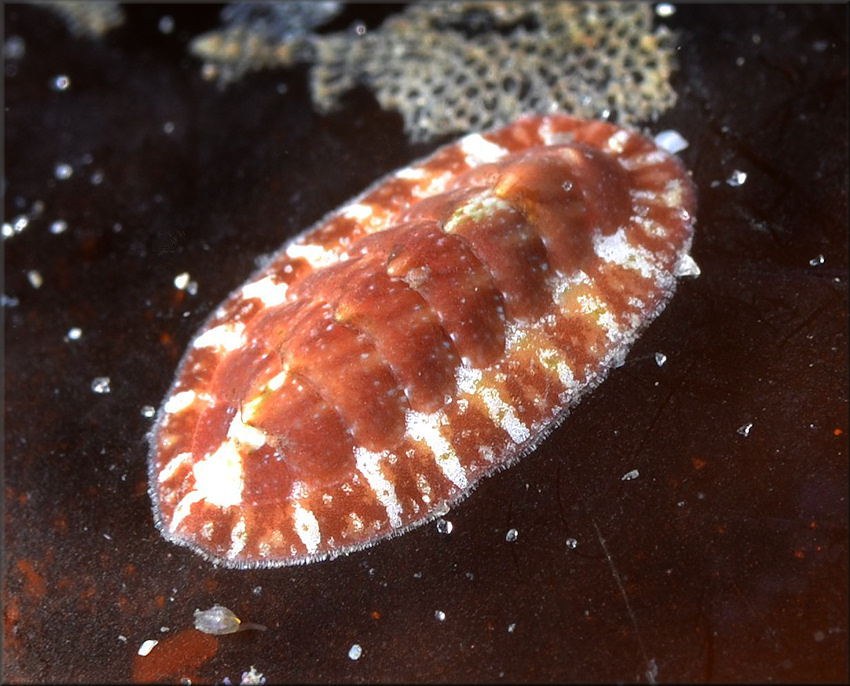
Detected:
[{"left": 148, "top": 114, "right": 697, "bottom": 567}]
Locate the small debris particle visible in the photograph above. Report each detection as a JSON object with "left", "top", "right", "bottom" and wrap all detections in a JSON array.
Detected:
[
  {"left": 809, "top": 254, "right": 825, "bottom": 266},
  {"left": 435, "top": 518, "right": 453, "bottom": 534},
  {"left": 67, "top": 327, "right": 82, "bottom": 340},
  {"left": 137, "top": 639, "right": 159, "bottom": 657},
  {"left": 240, "top": 666, "right": 266, "bottom": 685},
  {"left": 27, "top": 270, "right": 43, "bottom": 289},
  {"left": 435, "top": 610, "right": 446, "bottom": 622},
  {"left": 159, "top": 15, "right": 175, "bottom": 34},
  {"left": 50, "top": 220, "right": 68, "bottom": 234},
  {"left": 621, "top": 469, "right": 640, "bottom": 481},
  {"left": 51, "top": 74, "right": 71, "bottom": 91},
  {"left": 726, "top": 169, "right": 747, "bottom": 187},
  {"left": 141, "top": 405, "right": 156, "bottom": 419},
  {"left": 348, "top": 643, "right": 363, "bottom": 660},
  {"left": 507, "top": 622, "right": 517, "bottom": 633},
  {"left": 54, "top": 163, "right": 73, "bottom": 180},
  {"left": 565, "top": 537, "right": 578, "bottom": 549},
  {"left": 654, "top": 352, "right": 667, "bottom": 367},
  {"left": 91, "top": 376, "right": 111, "bottom": 394},
  {"left": 505, "top": 528, "right": 519, "bottom": 542},
  {"left": 737, "top": 422, "right": 753, "bottom": 437},
  {"left": 653, "top": 130, "right": 688, "bottom": 154},
  {"left": 117, "top": 634, "right": 128, "bottom": 643}
]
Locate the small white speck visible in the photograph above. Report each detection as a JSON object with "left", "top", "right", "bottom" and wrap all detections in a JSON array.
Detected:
[
  {"left": 737, "top": 422, "right": 753, "bottom": 437},
  {"left": 655, "top": 352, "right": 667, "bottom": 367},
  {"left": 348, "top": 643, "right": 362, "bottom": 660},
  {"left": 174, "top": 272, "right": 190, "bottom": 289},
  {"left": 163, "top": 121, "right": 175, "bottom": 135},
  {"left": 27, "top": 270, "right": 43, "bottom": 289},
  {"left": 66, "top": 327, "right": 82, "bottom": 340},
  {"left": 726, "top": 169, "right": 747, "bottom": 187},
  {"left": 435, "top": 610, "right": 446, "bottom": 622},
  {"left": 137, "top": 639, "right": 158, "bottom": 657},
  {"left": 354, "top": 23, "right": 366, "bottom": 36},
  {"left": 621, "top": 469, "right": 640, "bottom": 481},
  {"left": 103, "top": 533, "right": 112, "bottom": 541},
  {"left": 160, "top": 626, "right": 170, "bottom": 633},
  {"left": 253, "top": 585, "right": 263, "bottom": 595},
  {"left": 51, "top": 74, "right": 71, "bottom": 91},
  {"left": 13, "top": 215, "right": 29, "bottom": 233},
  {"left": 159, "top": 15, "right": 175, "bottom": 34},
  {"left": 654, "top": 129, "right": 688, "bottom": 154},
  {"left": 655, "top": 3, "right": 676, "bottom": 18},
  {"left": 117, "top": 634, "right": 128, "bottom": 643},
  {"left": 50, "top": 220, "right": 68, "bottom": 234},
  {"left": 809, "top": 254, "right": 824, "bottom": 266},
  {"left": 141, "top": 405, "right": 156, "bottom": 419},
  {"left": 90, "top": 170, "right": 104, "bottom": 185},
  {"left": 91, "top": 376, "right": 111, "bottom": 394},
  {"left": 505, "top": 528, "right": 519, "bottom": 542},
  {"left": 507, "top": 622, "right": 517, "bottom": 633},
  {"left": 2, "top": 223, "right": 14, "bottom": 238},
  {"left": 565, "top": 537, "right": 578, "bottom": 549},
  {"left": 54, "top": 163, "right": 73, "bottom": 180},
  {"left": 436, "top": 518, "right": 453, "bottom": 534}
]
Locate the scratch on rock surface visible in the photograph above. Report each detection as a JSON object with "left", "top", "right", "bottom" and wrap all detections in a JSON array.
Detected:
[{"left": 593, "top": 518, "right": 657, "bottom": 684}]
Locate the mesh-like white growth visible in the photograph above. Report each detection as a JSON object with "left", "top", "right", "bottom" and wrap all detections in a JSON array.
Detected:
[{"left": 191, "top": 2, "right": 679, "bottom": 142}]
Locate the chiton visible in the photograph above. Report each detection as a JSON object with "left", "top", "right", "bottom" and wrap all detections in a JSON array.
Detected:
[{"left": 148, "top": 114, "right": 697, "bottom": 568}]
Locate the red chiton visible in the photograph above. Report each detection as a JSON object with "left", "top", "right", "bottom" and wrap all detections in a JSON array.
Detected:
[{"left": 148, "top": 114, "right": 697, "bottom": 567}]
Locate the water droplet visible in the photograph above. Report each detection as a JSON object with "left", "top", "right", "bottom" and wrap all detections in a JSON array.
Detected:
[
  {"left": 91, "top": 376, "right": 111, "bottom": 394},
  {"left": 505, "top": 528, "right": 518, "bottom": 542},
  {"left": 565, "top": 537, "right": 578, "bottom": 549},
  {"left": 348, "top": 643, "right": 363, "bottom": 660}
]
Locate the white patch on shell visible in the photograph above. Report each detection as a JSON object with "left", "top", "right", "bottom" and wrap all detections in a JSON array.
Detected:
[
  {"left": 405, "top": 410, "right": 468, "bottom": 490},
  {"left": 228, "top": 516, "right": 247, "bottom": 559},
  {"left": 354, "top": 447, "right": 403, "bottom": 529},
  {"left": 285, "top": 242, "right": 343, "bottom": 269},
  {"left": 343, "top": 203, "right": 374, "bottom": 221},
  {"left": 241, "top": 276, "right": 289, "bottom": 307},
  {"left": 164, "top": 390, "right": 196, "bottom": 414},
  {"left": 193, "top": 441, "right": 244, "bottom": 508},
  {"left": 292, "top": 504, "right": 321, "bottom": 553},
  {"left": 459, "top": 133, "right": 508, "bottom": 166},
  {"left": 193, "top": 323, "right": 246, "bottom": 351},
  {"left": 227, "top": 409, "right": 267, "bottom": 449},
  {"left": 479, "top": 387, "right": 531, "bottom": 445},
  {"left": 157, "top": 451, "right": 193, "bottom": 483},
  {"left": 593, "top": 227, "right": 660, "bottom": 280}
]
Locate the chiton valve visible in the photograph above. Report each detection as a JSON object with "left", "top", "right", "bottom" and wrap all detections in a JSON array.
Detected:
[{"left": 148, "top": 114, "right": 697, "bottom": 568}]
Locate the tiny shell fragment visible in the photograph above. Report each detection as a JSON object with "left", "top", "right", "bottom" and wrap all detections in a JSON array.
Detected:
[{"left": 148, "top": 114, "right": 697, "bottom": 568}]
